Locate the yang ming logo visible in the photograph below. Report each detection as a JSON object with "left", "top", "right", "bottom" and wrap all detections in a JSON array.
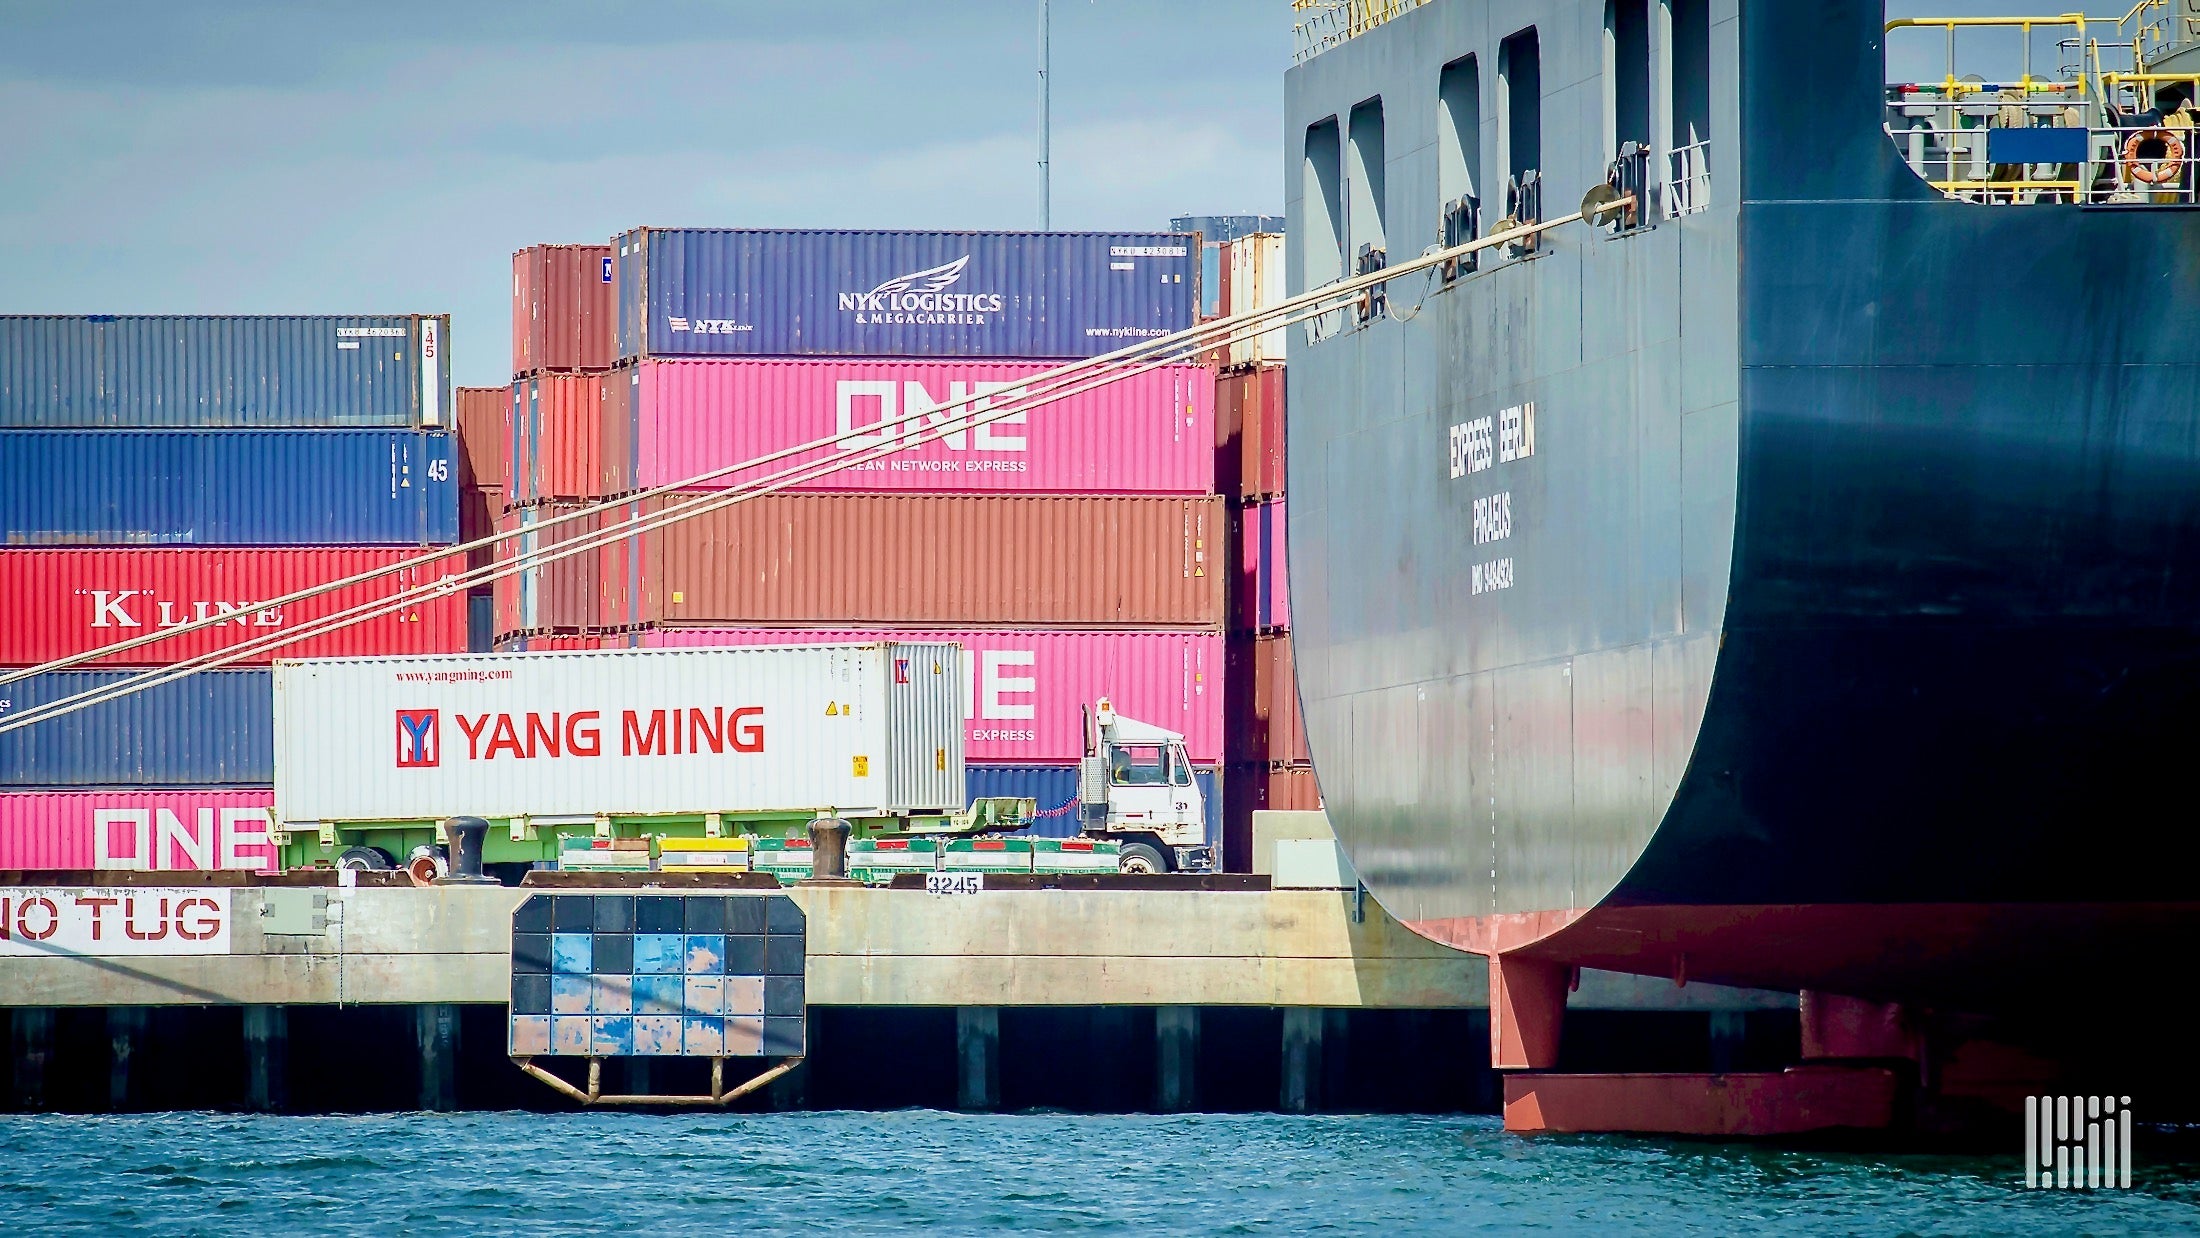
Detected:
[
  {"left": 839, "top": 256, "right": 1006, "bottom": 326},
  {"left": 396, "top": 710, "right": 440, "bottom": 768}
]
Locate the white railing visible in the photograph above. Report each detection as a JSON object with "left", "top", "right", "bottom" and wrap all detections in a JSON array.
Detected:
[
  {"left": 1885, "top": 88, "right": 2200, "bottom": 204},
  {"left": 1667, "top": 141, "right": 1712, "bottom": 217}
]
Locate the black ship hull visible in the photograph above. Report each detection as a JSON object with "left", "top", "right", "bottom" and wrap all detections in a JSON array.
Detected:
[{"left": 1284, "top": 0, "right": 2200, "bottom": 1012}]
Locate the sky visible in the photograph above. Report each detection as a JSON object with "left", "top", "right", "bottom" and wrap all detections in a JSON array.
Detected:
[
  {"left": 0, "top": 0, "right": 1287, "bottom": 386},
  {"left": 0, "top": 0, "right": 2126, "bottom": 386}
]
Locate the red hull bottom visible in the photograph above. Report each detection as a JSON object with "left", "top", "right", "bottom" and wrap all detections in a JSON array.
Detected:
[
  {"left": 1504, "top": 1066, "right": 1901, "bottom": 1136},
  {"left": 1406, "top": 900, "right": 2200, "bottom": 1011},
  {"left": 1417, "top": 900, "right": 2200, "bottom": 1132}
]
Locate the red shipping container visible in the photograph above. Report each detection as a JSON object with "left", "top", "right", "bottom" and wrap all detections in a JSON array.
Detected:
[
  {"left": 1269, "top": 497, "right": 1291, "bottom": 630},
  {"left": 1254, "top": 633, "right": 1309, "bottom": 766},
  {"left": 634, "top": 493, "right": 1225, "bottom": 628},
  {"left": 512, "top": 243, "right": 616, "bottom": 375},
  {"left": 492, "top": 507, "right": 521, "bottom": 640},
  {"left": 1267, "top": 764, "right": 1322, "bottom": 809},
  {"left": 1233, "top": 501, "right": 1260, "bottom": 633},
  {"left": 1225, "top": 633, "right": 1309, "bottom": 766},
  {"left": 456, "top": 386, "right": 509, "bottom": 489},
  {"left": 494, "top": 502, "right": 606, "bottom": 636},
  {"left": 1221, "top": 759, "right": 1324, "bottom": 871},
  {"left": 460, "top": 485, "right": 502, "bottom": 572},
  {"left": 0, "top": 789, "right": 276, "bottom": 872},
  {"left": 0, "top": 548, "right": 466, "bottom": 666},
  {"left": 494, "top": 633, "right": 605, "bottom": 653},
  {"left": 1216, "top": 364, "right": 1286, "bottom": 501},
  {"left": 514, "top": 374, "right": 612, "bottom": 503}
]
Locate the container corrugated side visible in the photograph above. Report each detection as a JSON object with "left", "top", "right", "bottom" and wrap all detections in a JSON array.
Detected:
[
  {"left": 0, "top": 668, "right": 273, "bottom": 786},
  {"left": 968, "top": 764, "right": 1219, "bottom": 843},
  {"left": 1253, "top": 633, "right": 1309, "bottom": 766},
  {"left": 0, "top": 314, "right": 448, "bottom": 429},
  {"left": 272, "top": 644, "right": 963, "bottom": 825},
  {"left": 457, "top": 386, "right": 509, "bottom": 489},
  {"left": 636, "top": 494, "right": 1224, "bottom": 627},
  {"left": 615, "top": 229, "right": 1198, "bottom": 360},
  {"left": 1225, "top": 234, "right": 1287, "bottom": 367},
  {"left": 635, "top": 628, "right": 1224, "bottom": 763},
  {"left": 882, "top": 642, "right": 962, "bottom": 813},
  {"left": 1235, "top": 503, "right": 1261, "bottom": 633},
  {"left": 1216, "top": 364, "right": 1285, "bottom": 501},
  {"left": 461, "top": 486, "right": 500, "bottom": 572},
  {"left": 1270, "top": 497, "right": 1291, "bottom": 629},
  {"left": 0, "top": 789, "right": 276, "bottom": 871},
  {"left": 1226, "top": 632, "right": 1308, "bottom": 766},
  {"left": 513, "top": 244, "right": 617, "bottom": 375},
  {"left": 0, "top": 548, "right": 468, "bottom": 666},
  {"left": 2, "top": 429, "right": 458, "bottom": 546},
  {"left": 630, "top": 358, "right": 1215, "bottom": 495},
  {"left": 504, "top": 502, "right": 605, "bottom": 634},
  {"left": 513, "top": 374, "right": 611, "bottom": 502}
]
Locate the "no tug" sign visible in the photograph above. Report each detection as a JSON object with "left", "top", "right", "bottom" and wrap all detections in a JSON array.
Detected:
[{"left": 0, "top": 888, "right": 232, "bottom": 956}]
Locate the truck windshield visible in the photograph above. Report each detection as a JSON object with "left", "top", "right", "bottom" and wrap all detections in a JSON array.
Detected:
[{"left": 1111, "top": 745, "right": 1169, "bottom": 786}]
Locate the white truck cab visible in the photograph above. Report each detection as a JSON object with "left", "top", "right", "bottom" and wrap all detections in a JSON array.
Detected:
[{"left": 1079, "top": 698, "right": 1216, "bottom": 873}]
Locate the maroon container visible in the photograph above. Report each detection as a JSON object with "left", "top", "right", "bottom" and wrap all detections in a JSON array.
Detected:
[
  {"left": 460, "top": 485, "right": 502, "bottom": 572},
  {"left": 512, "top": 243, "right": 616, "bottom": 375},
  {"left": 1221, "top": 759, "right": 1324, "bottom": 871},
  {"left": 634, "top": 494, "right": 1225, "bottom": 628},
  {"left": 1217, "top": 364, "right": 1286, "bottom": 501},
  {"left": 456, "top": 386, "right": 509, "bottom": 489},
  {"left": 496, "top": 501, "right": 607, "bottom": 636},
  {"left": 1226, "top": 632, "right": 1309, "bottom": 766}
]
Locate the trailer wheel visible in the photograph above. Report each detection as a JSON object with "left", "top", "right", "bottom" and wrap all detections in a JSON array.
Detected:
[
  {"left": 336, "top": 846, "right": 397, "bottom": 871},
  {"left": 1116, "top": 842, "right": 1169, "bottom": 874}
]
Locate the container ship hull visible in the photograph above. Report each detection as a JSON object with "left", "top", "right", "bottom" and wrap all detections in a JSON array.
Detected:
[{"left": 1283, "top": 0, "right": 2200, "bottom": 1023}]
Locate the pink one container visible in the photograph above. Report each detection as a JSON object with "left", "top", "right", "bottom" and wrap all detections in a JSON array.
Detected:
[
  {"left": 632, "top": 628, "right": 1223, "bottom": 764},
  {"left": 627, "top": 358, "right": 1216, "bottom": 494},
  {"left": 0, "top": 790, "right": 278, "bottom": 872}
]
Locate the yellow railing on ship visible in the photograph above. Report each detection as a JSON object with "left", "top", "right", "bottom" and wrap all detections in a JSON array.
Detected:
[
  {"left": 1291, "top": 0, "right": 1431, "bottom": 64},
  {"left": 1884, "top": 14, "right": 2092, "bottom": 98}
]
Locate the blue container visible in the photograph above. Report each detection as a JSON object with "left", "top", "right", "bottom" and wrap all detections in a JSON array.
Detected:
[
  {"left": 0, "top": 314, "right": 450, "bottom": 428},
  {"left": 614, "top": 230, "right": 1199, "bottom": 360},
  {"left": 966, "top": 764, "right": 1219, "bottom": 844},
  {"left": 0, "top": 669, "right": 273, "bottom": 787},
  {"left": 2, "top": 429, "right": 457, "bottom": 545}
]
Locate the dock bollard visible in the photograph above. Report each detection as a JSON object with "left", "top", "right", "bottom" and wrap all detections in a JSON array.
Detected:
[
  {"left": 438, "top": 816, "right": 499, "bottom": 886},
  {"left": 801, "top": 818, "right": 860, "bottom": 886}
]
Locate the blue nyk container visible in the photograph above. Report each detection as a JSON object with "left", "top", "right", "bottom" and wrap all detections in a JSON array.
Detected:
[
  {"left": 0, "top": 314, "right": 449, "bottom": 429},
  {"left": 0, "top": 669, "right": 273, "bottom": 787},
  {"left": 2, "top": 429, "right": 458, "bottom": 545},
  {"left": 967, "top": 764, "right": 1219, "bottom": 843},
  {"left": 613, "top": 229, "right": 1198, "bottom": 360}
]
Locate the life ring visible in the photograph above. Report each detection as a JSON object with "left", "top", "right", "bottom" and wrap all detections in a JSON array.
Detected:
[{"left": 2124, "top": 127, "right": 2185, "bottom": 184}]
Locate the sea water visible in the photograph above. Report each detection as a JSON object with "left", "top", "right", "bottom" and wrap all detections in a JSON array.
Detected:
[{"left": 3, "top": 1111, "right": 2196, "bottom": 1233}]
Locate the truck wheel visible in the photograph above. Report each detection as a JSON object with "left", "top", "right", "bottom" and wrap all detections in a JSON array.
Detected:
[
  {"left": 1117, "top": 842, "right": 1169, "bottom": 874},
  {"left": 336, "top": 846, "right": 396, "bottom": 871}
]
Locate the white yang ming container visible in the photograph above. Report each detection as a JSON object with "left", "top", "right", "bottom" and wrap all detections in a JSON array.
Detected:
[{"left": 273, "top": 643, "right": 963, "bottom": 826}]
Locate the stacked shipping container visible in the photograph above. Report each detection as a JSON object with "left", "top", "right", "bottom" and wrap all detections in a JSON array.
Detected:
[
  {"left": 1212, "top": 236, "right": 1322, "bottom": 865},
  {"left": 0, "top": 314, "right": 462, "bottom": 871},
  {"left": 480, "top": 229, "right": 1224, "bottom": 850}
]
